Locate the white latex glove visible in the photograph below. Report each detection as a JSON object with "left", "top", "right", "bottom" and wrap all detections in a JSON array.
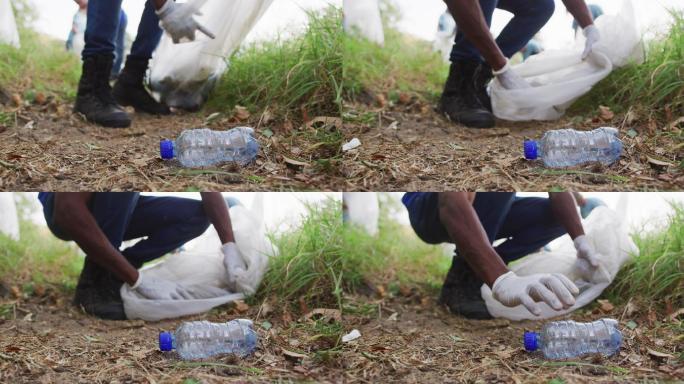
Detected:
[
  {"left": 222, "top": 242, "right": 246, "bottom": 291},
  {"left": 582, "top": 24, "right": 600, "bottom": 60},
  {"left": 492, "top": 59, "right": 531, "bottom": 90},
  {"left": 573, "top": 235, "right": 611, "bottom": 283},
  {"left": 130, "top": 271, "right": 193, "bottom": 300},
  {"left": 156, "top": 0, "right": 216, "bottom": 44},
  {"left": 492, "top": 271, "right": 579, "bottom": 316},
  {"left": 573, "top": 235, "right": 599, "bottom": 267}
]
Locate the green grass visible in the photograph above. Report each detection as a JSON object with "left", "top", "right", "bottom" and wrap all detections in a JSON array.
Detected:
[
  {"left": 571, "top": 12, "right": 684, "bottom": 120},
  {"left": 256, "top": 194, "right": 449, "bottom": 314},
  {"left": 0, "top": 195, "right": 82, "bottom": 293},
  {"left": 342, "top": 26, "right": 448, "bottom": 103},
  {"left": 0, "top": 27, "right": 80, "bottom": 100},
  {"left": 206, "top": 6, "right": 342, "bottom": 122},
  {"left": 606, "top": 203, "right": 684, "bottom": 308}
]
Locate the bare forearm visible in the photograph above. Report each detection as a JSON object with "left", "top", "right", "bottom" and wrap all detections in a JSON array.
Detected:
[
  {"left": 54, "top": 194, "right": 139, "bottom": 285},
  {"left": 562, "top": 0, "right": 594, "bottom": 29},
  {"left": 439, "top": 193, "right": 508, "bottom": 287},
  {"left": 549, "top": 192, "right": 585, "bottom": 239},
  {"left": 444, "top": 0, "right": 507, "bottom": 70},
  {"left": 200, "top": 192, "right": 235, "bottom": 244}
]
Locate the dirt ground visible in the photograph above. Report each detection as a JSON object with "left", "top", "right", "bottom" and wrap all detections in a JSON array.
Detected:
[
  {"left": 1, "top": 288, "right": 682, "bottom": 383},
  {"left": 0, "top": 100, "right": 346, "bottom": 191},
  {"left": 341, "top": 100, "right": 684, "bottom": 191},
  {"left": 2, "top": 98, "right": 681, "bottom": 191}
]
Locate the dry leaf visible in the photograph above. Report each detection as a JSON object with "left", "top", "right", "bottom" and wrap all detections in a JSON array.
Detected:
[
  {"left": 647, "top": 348, "right": 674, "bottom": 359},
  {"left": 305, "top": 116, "right": 342, "bottom": 129},
  {"left": 398, "top": 92, "right": 411, "bottom": 105},
  {"left": 375, "top": 93, "right": 387, "bottom": 108},
  {"left": 303, "top": 308, "right": 342, "bottom": 323},
  {"left": 234, "top": 105, "right": 250, "bottom": 121},
  {"left": 598, "top": 106, "right": 614, "bottom": 121},
  {"left": 10, "top": 285, "right": 21, "bottom": 298},
  {"left": 11, "top": 93, "right": 22, "bottom": 107},
  {"left": 282, "top": 348, "right": 307, "bottom": 361},
  {"left": 283, "top": 156, "right": 309, "bottom": 167},
  {"left": 667, "top": 308, "right": 684, "bottom": 322},
  {"left": 34, "top": 92, "right": 47, "bottom": 105},
  {"left": 647, "top": 157, "right": 674, "bottom": 168},
  {"left": 598, "top": 299, "right": 614, "bottom": 312},
  {"left": 234, "top": 300, "right": 249, "bottom": 313}
]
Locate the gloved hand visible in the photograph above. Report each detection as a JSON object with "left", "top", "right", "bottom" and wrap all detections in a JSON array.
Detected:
[
  {"left": 156, "top": 0, "right": 216, "bottom": 44},
  {"left": 492, "top": 271, "right": 579, "bottom": 316},
  {"left": 573, "top": 235, "right": 600, "bottom": 267},
  {"left": 493, "top": 59, "right": 531, "bottom": 90},
  {"left": 582, "top": 24, "right": 600, "bottom": 60},
  {"left": 222, "top": 242, "right": 246, "bottom": 292},
  {"left": 580, "top": 197, "right": 605, "bottom": 219},
  {"left": 130, "top": 271, "right": 193, "bottom": 300}
]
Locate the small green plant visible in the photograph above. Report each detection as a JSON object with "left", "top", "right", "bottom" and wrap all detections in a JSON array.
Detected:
[
  {"left": 0, "top": 194, "right": 82, "bottom": 291},
  {"left": 606, "top": 202, "right": 684, "bottom": 308},
  {"left": 343, "top": 24, "right": 448, "bottom": 102},
  {"left": 256, "top": 194, "right": 449, "bottom": 314},
  {"left": 207, "top": 6, "right": 342, "bottom": 122},
  {"left": 572, "top": 12, "right": 684, "bottom": 119},
  {"left": 0, "top": 26, "right": 80, "bottom": 100}
]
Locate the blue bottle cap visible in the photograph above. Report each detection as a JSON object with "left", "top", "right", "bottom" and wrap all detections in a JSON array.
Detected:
[
  {"left": 159, "top": 331, "right": 173, "bottom": 351},
  {"left": 160, "top": 140, "right": 175, "bottom": 160},
  {"left": 523, "top": 140, "right": 538, "bottom": 160},
  {"left": 524, "top": 331, "right": 539, "bottom": 352}
]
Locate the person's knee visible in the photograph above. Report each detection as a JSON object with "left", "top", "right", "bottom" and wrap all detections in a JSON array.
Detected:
[
  {"left": 185, "top": 201, "right": 211, "bottom": 236},
  {"left": 537, "top": 0, "right": 555, "bottom": 22}
]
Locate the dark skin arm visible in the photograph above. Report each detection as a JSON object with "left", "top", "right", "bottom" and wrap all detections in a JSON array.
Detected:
[
  {"left": 54, "top": 193, "right": 140, "bottom": 285},
  {"left": 438, "top": 192, "right": 585, "bottom": 287},
  {"left": 562, "top": 0, "right": 594, "bottom": 29},
  {"left": 153, "top": 0, "right": 167, "bottom": 10},
  {"left": 54, "top": 193, "right": 235, "bottom": 286},
  {"left": 199, "top": 192, "right": 235, "bottom": 244},
  {"left": 443, "top": 0, "right": 508, "bottom": 70},
  {"left": 439, "top": 192, "right": 508, "bottom": 287},
  {"left": 549, "top": 192, "right": 585, "bottom": 239}
]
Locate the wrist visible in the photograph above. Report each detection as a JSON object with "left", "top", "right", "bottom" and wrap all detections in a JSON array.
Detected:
[
  {"left": 156, "top": 0, "right": 174, "bottom": 17},
  {"left": 492, "top": 271, "right": 514, "bottom": 290},
  {"left": 492, "top": 58, "right": 510, "bottom": 75},
  {"left": 130, "top": 270, "right": 143, "bottom": 289},
  {"left": 573, "top": 235, "right": 587, "bottom": 248}
]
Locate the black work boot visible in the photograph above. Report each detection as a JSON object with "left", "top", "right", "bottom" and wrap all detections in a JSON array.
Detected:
[
  {"left": 74, "top": 54, "right": 132, "bottom": 128},
  {"left": 439, "top": 59, "right": 495, "bottom": 128},
  {"left": 113, "top": 56, "right": 171, "bottom": 115},
  {"left": 474, "top": 62, "right": 494, "bottom": 112},
  {"left": 438, "top": 256, "right": 492, "bottom": 319},
  {"left": 73, "top": 257, "right": 127, "bottom": 320}
]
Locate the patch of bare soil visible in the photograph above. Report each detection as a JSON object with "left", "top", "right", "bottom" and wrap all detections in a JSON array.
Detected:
[
  {"left": 0, "top": 101, "right": 346, "bottom": 191},
  {"left": 341, "top": 100, "right": 683, "bottom": 191},
  {"left": 1, "top": 289, "right": 682, "bottom": 383}
]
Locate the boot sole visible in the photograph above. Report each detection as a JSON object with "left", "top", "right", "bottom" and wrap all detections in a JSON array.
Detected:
[{"left": 443, "top": 111, "right": 496, "bottom": 129}]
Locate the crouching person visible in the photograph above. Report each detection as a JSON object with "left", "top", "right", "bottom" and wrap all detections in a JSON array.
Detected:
[
  {"left": 403, "top": 192, "right": 602, "bottom": 319},
  {"left": 38, "top": 192, "right": 242, "bottom": 320}
]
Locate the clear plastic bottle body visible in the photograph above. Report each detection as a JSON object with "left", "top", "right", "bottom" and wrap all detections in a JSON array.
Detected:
[
  {"left": 166, "top": 319, "right": 258, "bottom": 360},
  {"left": 534, "top": 127, "right": 622, "bottom": 167},
  {"left": 528, "top": 319, "right": 622, "bottom": 359},
  {"left": 172, "top": 127, "right": 259, "bottom": 168}
]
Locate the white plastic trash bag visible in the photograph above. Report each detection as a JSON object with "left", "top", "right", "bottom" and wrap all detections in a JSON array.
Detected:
[
  {"left": 343, "top": 0, "right": 384, "bottom": 46},
  {"left": 0, "top": 193, "right": 20, "bottom": 241},
  {"left": 481, "top": 205, "right": 638, "bottom": 321},
  {"left": 149, "top": 0, "right": 273, "bottom": 110},
  {"left": 121, "top": 196, "right": 277, "bottom": 321},
  {"left": 0, "top": 0, "right": 20, "bottom": 48},
  {"left": 344, "top": 192, "right": 379, "bottom": 236},
  {"left": 491, "top": 0, "right": 642, "bottom": 121}
]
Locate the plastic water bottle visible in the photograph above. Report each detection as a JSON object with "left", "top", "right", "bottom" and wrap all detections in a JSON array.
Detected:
[
  {"left": 159, "top": 319, "right": 258, "bottom": 360},
  {"left": 524, "top": 127, "right": 622, "bottom": 167},
  {"left": 160, "top": 127, "right": 259, "bottom": 167},
  {"left": 524, "top": 318, "right": 622, "bottom": 359}
]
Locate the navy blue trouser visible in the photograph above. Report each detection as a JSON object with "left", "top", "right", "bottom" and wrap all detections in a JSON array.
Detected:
[
  {"left": 83, "top": 0, "right": 163, "bottom": 61},
  {"left": 450, "top": 0, "right": 556, "bottom": 62},
  {"left": 41, "top": 193, "right": 215, "bottom": 269},
  {"left": 405, "top": 193, "right": 566, "bottom": 264},
  {"left": 112, "top": 10, "right": 128, "bottom": 76}
]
